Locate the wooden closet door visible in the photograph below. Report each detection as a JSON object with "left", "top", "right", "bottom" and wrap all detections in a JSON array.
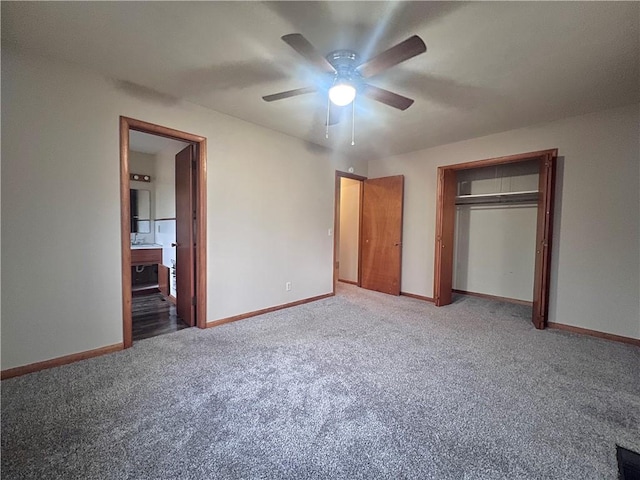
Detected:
[
  {"left": 532, "top": 153, "right": 556, "bottom": 329},
  {"left": 433, "top": 168, "right": 457, "bottom": 306},
  {"left": 360, "top": 175, "right": 404, "bottom": 295}
]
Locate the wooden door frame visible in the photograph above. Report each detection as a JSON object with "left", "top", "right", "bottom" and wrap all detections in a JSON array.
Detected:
[
  {"left": 333, "top": 171, "right": 367, "bottom": 293},
  {"left": 433, "top": 148, "right": 557, "bottom": 328},
  {"left": 120, "top": 116, "right": 207, "bottom": 348}
]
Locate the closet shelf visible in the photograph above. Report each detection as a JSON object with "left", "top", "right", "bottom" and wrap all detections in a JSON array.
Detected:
[{"left": 455, "top": 190, "right": 539, "bottom": 205}]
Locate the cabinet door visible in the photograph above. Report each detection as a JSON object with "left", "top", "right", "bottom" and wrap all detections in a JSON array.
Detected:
[{"left": 158, "top": 264, "right": 169, "bottom": 296}]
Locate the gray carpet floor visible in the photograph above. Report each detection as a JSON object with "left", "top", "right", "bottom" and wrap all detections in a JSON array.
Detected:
[{"left": 2, "top": 284, "right": 639, "bottom": 479}]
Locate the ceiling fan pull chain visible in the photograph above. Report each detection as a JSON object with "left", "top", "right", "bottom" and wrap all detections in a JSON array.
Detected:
[
  {"left": 325, "top": 95, "right": 331, "bottom": 139},
  {"left": 351, "top": 100, "right": 356, "bottom": 146}
]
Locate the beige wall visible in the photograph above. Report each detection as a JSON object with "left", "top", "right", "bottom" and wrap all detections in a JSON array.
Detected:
[
  {"left": 2, "top": 47, "right": 637, "bottom": 372},
  {"left": 129, "top": 151, "right": 155, "bottom": 178},
  {"left": 453, "top": 162, "right": 539, "bottom": 301},
  {"left": 454, "top": 205, "right": 537, "bottom": 301},
  {"left": 1, "top": 49, "right": 366, "bottom": 370},
  {"left": 339, "top": 178, "right": 361, "bottom": 283},
  {"left": 369, "top": 103, "right": 640, "bottom": 339},
  {"left": 129, "top": 151, "right": 155, "bottom": 240}
]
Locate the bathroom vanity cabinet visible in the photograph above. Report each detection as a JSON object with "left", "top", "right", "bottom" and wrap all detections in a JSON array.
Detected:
[
  {"left": 131, "top": 246, "right": 162, "bottom": 292},
  {"left": 131, "top": 248, "right": 162, "bottom": 266}
]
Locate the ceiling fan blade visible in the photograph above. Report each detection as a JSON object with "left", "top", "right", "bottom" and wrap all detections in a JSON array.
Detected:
[
  {"left": 262, "top": 86, "right": 316, "bottom": 102},
  {"left": 362, "top": 84, "right": 415, "bottom": 110},
  {"left": 281, "top": 33, "right": 337, "bottom": 74},
  {"left": 356, "top": 35, "right": 426, "bottom": 78}
]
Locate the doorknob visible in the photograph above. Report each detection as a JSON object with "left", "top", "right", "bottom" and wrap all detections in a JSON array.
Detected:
[
  {"left": 171, "top": 243, "right": 178, "bottom": 247},
  {"left": 394, "top": 242, "right": 402, "bottom": 246}
]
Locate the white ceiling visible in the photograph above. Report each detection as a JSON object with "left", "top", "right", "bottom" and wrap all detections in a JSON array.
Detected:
[
  {"left": 3, "top": 2, "right": 638, "bottom": 160},
  {"left": 129, "top": 131, "right": 190, "bottom": 155}
]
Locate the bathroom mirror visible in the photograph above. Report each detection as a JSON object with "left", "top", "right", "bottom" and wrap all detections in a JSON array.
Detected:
[{"left": 130, "top": 189, "right": 151, "bottom": 233}]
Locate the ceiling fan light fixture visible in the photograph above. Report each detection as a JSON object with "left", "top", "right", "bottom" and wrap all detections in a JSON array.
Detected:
[{"left": 329, "top": 82, "right": 356, "bottom": 106}]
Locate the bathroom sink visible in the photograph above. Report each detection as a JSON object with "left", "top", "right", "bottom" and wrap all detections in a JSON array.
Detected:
[{"left": 131, "top": 243, "right": 162, "bottom": 249}]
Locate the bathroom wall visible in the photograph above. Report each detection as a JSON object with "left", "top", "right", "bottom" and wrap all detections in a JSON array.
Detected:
[
  {"left": 129, "top": 150, "right": 156, "bottom": 244},
  {"left": 153, "top": 144, "right": 179, "bottom": 297},
  {"left": 154, "top": 145, "right": 177, "bottom": 220},
  {"left": 155, "top": 219, "right": 176, "bottom": 297}
]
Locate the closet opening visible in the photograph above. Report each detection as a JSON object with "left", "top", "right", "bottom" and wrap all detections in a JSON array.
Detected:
[{"left": 434, "top": 149, "right": 557, "bottom": 329}]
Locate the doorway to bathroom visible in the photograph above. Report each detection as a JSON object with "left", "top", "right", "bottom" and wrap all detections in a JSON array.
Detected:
[{"left": 119, "top": 117, "right": 208, "bottom": 348}]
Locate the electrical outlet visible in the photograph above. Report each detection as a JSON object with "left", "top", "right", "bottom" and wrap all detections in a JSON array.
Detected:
[{"left": 285, "top": 282, "right": 292, "bottom": 291}]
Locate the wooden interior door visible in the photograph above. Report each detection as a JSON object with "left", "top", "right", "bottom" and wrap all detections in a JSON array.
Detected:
[
  {"left": 360, "top": 175, "right": 404, "bottom": 295},
  {"left": 433, "top": 168, "right": 457, "bottom": 306},
  {"left": 175, "top": 145, "right": 195, "bottom": 326},
  {"left": 532, "top": 153, "right": 556, "bottom": 329}
]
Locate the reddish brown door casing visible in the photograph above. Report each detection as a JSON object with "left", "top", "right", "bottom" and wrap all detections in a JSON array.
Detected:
[
  {"left": 360, "top": 175, "right": 404, "bottom": 295},
  {"left": 175, "top": 145, "right": 195, "bottom": 326}
]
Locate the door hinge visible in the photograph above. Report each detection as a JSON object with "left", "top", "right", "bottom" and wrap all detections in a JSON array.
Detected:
[{"left": 192, "top": 296, "right": 197, "bottom": 306}]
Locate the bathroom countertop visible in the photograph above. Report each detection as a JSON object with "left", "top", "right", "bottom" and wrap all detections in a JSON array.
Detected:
[{"left": 131, "top": 244, "right": 162, "bottom": 249}]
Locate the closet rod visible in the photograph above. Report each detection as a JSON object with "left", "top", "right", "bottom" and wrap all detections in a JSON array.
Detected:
[
  {"left": 455, "top": 190, "right": 539, "bottom": 205},
  {"left": 456, "top": 190, "right": 538, "bottom": 199}
]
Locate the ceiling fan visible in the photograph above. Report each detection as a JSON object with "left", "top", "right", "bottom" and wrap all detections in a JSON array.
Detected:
[{"left": 262, "top": 33, "right": 427, "bottom": 121}]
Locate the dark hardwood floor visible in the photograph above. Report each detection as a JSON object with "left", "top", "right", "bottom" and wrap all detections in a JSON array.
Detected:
[{"left": 132, "top": 292, "right": 189, "bottom": 341}]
